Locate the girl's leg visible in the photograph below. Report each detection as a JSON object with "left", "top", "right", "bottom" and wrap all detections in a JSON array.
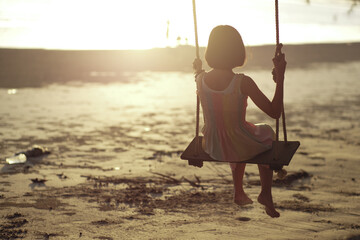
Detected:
[
  {"left": 230, "top": 163, "right": 253, "bottom": 206},
  {"left": 257, "top": 164, "right": 280, "bottom": 218}
]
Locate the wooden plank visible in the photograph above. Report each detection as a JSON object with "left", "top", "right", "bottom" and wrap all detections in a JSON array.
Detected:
[{"left": 180, "top": 136, "right": 300, "bottom": 168}]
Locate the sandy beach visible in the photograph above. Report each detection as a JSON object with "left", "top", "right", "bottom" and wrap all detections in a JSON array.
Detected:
[{"left": 0, "top": 45, "right": 360, "bottom": 239}]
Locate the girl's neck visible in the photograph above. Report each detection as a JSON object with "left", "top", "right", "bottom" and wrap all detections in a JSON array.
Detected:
[{"left": 212, "top": 68, "right": 234, "bottom": 74}]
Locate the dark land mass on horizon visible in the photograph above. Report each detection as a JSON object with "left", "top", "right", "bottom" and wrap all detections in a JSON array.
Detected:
[{"left": 1, "top": 42, "right": 359, "bottom": 88}]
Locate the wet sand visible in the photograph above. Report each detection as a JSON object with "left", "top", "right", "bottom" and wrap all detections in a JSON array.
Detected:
[{"left": 1, "top": 59, "right": 360, "bottom": 239}]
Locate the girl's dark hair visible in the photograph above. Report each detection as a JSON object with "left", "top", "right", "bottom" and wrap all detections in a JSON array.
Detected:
[{"left": 205, "top": 25, "right": 246, "bottom": 70}]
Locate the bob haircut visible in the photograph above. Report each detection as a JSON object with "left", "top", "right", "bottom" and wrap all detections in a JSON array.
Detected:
[{"left": 205, "top": 25, "right": 246, "bottom": 70}]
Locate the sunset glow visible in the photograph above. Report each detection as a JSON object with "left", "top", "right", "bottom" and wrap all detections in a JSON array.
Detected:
[{"left": 0, "top": 0, "right": 359, "bottom": 49}]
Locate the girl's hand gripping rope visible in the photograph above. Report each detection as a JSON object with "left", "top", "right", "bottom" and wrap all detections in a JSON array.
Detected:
[
  {"left": 272, "top": 43, "right": 286, "bottom": 83},
  {"left": 193, "top": 58, "right": 204, "bottom": 77}
]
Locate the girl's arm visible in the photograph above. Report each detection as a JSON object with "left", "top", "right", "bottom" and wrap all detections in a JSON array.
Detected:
[{"left": 241, "top": 54, "right": 286, "bottom": 119}]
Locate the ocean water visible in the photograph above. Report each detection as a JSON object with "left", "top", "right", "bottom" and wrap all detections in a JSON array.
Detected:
[{"left": 1, "top": 61, "right": 359, "bottom": 171}]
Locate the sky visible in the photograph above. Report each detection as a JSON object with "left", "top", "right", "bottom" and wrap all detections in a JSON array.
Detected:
[{"left": 0, "top": 0, "right": 359, "bottom": 50}]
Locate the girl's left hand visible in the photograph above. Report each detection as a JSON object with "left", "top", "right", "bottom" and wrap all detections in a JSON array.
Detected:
[{"left": 193, "top": 58, "right": 203, "bottom": 74}]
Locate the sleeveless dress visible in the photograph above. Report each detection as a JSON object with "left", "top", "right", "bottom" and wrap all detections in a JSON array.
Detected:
[{"left": 196, "top": 72, "right": 274, "bottom": 169}]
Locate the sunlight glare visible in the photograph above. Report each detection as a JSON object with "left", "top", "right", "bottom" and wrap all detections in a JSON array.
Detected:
[
  {"left": 36, "top": 0, "right": 195, "bottom": 49},
  {"left": 0, "top": 0, "right": 359, "bottom": 49}
]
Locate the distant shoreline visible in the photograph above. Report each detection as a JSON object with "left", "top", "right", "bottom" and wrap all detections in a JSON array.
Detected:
[
  {"left": 1, "top": 42, "right": 359, "bottom": 88},
  {"left": 1, "top": 41, "right": 359, "bottom": 51}
]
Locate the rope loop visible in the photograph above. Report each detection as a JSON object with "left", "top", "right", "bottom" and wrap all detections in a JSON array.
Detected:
[{"left": 193, "top": 58, "right": 204, "bottom": 77}]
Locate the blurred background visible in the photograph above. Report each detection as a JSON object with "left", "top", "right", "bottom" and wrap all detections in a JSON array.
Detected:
[{"left": 0, "top": 0, "right": 359, "bottom": 49}]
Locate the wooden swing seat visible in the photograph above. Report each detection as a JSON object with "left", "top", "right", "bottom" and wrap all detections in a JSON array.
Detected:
[{"left": 181, "top": 136, "right": 300, "bottom": 170}]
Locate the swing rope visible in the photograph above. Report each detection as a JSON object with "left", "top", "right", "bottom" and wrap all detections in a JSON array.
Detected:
[
  {"left": 192, "top": 0, "right": 200, "bottom": 60},
  {"left": 274, "top": 0, "right": 288, "bottom": 146},
  {"left": 192, "top": 0, "right": 201, "bottom": 156},
  {"left": 191, "top": 0, "right": 288, "bottom": 158}
]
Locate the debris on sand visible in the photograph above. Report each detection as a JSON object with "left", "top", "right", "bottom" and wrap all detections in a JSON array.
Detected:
[
  {"left": 293, "top": 193, "right": 310, "bottom": 202},
  {"left": 247, "top": 170, "right": 311, "bottom": 187},
  {"left": 275, "top": 200, "right": 334, "bottom": 213},
  {"left": 30, "top": 178, "right": 47, "bottom": 184},
  {"left": 5, "top": 153, "right": 27, "bottom": 164},
  {"left": 56, "top": 173, "right": 68, "bottom": 180},
  {"left": 273, "top": 170, "right": 311, "bottom": 186},
  {"left": 5, "top": 213, "right": 24, "bottom": 220},
  {"left": 57, "top": 175, "right": 234, "bottom": 215},
  {"left": 6, "top": 145, "right": 51, "bottom": 164},
  {"left": 0, "top": 212, "right": 28, "bottom": 239},
  {"left": 22, "top": 145, "right": 51, "bottom": 158}
]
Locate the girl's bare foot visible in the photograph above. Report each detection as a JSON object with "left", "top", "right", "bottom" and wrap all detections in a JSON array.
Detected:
[
  {"left": 234, "top": 194, "right": 253, "bottom": 206},
  {"left": 257, "top": 193, "right": 280, "bottom": 218}
]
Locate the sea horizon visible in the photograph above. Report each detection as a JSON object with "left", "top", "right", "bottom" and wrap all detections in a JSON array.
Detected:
[
  {"left": 1, "top": 40, "right": 359, "bottom": 51},
  {"left": 1, "top": 41, "right": 360, "bottom": 88}
]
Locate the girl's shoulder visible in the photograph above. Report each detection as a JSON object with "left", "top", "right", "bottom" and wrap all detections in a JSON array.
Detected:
[
  {"left": 238, "top": 74, "right": 259, "bottom": 96},
  {"left": 235, "top": 73, "right": 254, "bottom": 96},
  {"left": 234, "top": 72, "right": 249, "bottom": 85},
  {"left": 236, "top": 73, "right": 253, "bottom": 85}
]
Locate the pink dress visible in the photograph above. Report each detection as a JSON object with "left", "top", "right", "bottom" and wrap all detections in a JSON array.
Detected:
[{"left": 196, "top": 72, "right": 274, "bottom": 168}]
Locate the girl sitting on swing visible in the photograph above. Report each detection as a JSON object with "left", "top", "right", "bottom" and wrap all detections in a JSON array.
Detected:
[{"left": 194, "top": 25, "right": 286, "bottom": 218}]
